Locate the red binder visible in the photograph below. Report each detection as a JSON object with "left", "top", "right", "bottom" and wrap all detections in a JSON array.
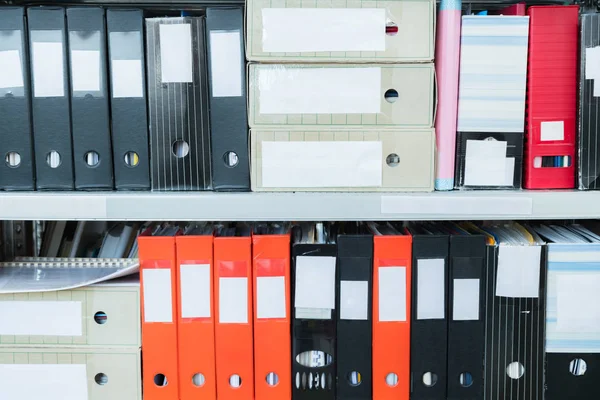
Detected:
[{"left": 524, "top": 5, "right": 579, "bottom": 189}]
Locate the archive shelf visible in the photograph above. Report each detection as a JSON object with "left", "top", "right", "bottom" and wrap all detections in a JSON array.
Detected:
[{"left": 0, "top": 190, "right": 596, "bottom": 221}]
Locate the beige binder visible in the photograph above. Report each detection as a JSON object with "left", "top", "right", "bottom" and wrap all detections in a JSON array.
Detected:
[
  {"left": 0, "top": 279, "right": 140, "bottom": 347},
  {"left": 246, "top": 0, "right": 435, "bottom": 62},
  {"left": 251, "top": 129, "right": 435, "bottom": 191},
  {"left": 0, "top": 347, "right": 141, "bottom": 400},
  {"left": 248, "top": 63, "right": 435, "bottom": 129}
]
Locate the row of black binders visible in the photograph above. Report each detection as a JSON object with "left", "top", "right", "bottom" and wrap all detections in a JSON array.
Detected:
[{"left": 0, "top": 6, "right": 248, "bottom": 192}]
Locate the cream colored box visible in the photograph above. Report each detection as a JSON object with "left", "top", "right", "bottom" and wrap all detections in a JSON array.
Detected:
[
  {"left": 248, "top": 63, "right": 435, "bottom": 129},
  {"left": 0, "top": 347, "right": 141, "bottom": 400},
  {"left": 251, "top": 129, "right": 434, "bottom": 191},
  {"left": 246, "top": 0, "right": 435, "bottom": 62},
  {"left": 0, "top": 279, "right": 140, "bottom": 347}
]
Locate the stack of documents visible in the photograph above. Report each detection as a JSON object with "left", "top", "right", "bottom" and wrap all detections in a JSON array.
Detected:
[{"left": 246, "top": 0, "right": 436, "bottom": 192}]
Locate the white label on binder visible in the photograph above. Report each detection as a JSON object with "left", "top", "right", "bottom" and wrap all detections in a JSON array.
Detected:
[
  {"left": 0, "top": 301, "right": 82, "bottom": 336},
  {"left": 340, "top": 280, "right": 369, "bottom": 320},
  {"left": 0, "top": 50, "right": 24, "bottom": 89},
  {"left": 453, "top": 279, "right": 480, "bottom": 321},
  {"left": 142, "top": 269, "right": 172, "bottom": 323},
  {"left": 159, "top": 24, "right": 193, "bottom": 83},
  {"left": 32, "top": 42, "right": 64, "bottom": 97},
  {"left": 209, "top": 30, "right": 242, "bottom": 97},
  {"left": 180, "top": 264, "right": 211, "bottom": 318},
  {"left": 495, "top": 246, "right": 541, "bottom": 298},
  {"left": 295, "top": 256, "right": 336, "bottom": 310},
  {"left": 0, "top": 364, "right": 88, "bottom": 400},
  {"left": 504, "top": 158, "right": 515, "bottom": 186},
  {"left": 557, "top": 274, "right": 600, "bottom": 333},
  {"left": 71, "top": 50, "right": 100, "bottom": 92},
  {"left": 541, "top": 121, "right": 565, "bottom": 141},
  {"left": 464, "top": 140, "right": 508, "bottom": 186},
  {"left": 261, "top": 8, "right": 386, "bottom": 53},
  {"left": 258, "top": 67, "right": 381, "bottom": 114},
  {"left": 378, "top": 266, "right": 407, "bottom": 322},
  {"left": 262, "top": 141, "right": 382, "bottom": 188},
  {"left": 585, "top": 47, "right": 600, "bottom": 80},
  {"left": 111, "top": 59, "right": 143, "bottom": 98},
  {"left": 219, "top": 277, "right": 248, "bottom": 323},
  {"left": 417, "top": 259, "right": 445, "bottom": 320},
  {"left": 257, "top": 276, "right": 286, "bottom": 319}
]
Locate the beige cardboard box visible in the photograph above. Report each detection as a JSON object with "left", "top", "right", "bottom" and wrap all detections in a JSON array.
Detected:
[
  {"left": 0, "top": 279, "right": 140, "bottom": 347},
  {"left": 0, "top": 347, "right": 141, "bottom": 400},
  {"left": 248, "top": 63, "right": 435, "bottom": 129},
  {"left": 251, "top": 129, "right": 434, "bottom": 191},
  {"left": 246, "top": 0, "right": 435, "bottom": 62}
]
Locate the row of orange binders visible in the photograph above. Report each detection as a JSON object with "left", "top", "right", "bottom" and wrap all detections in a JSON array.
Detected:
[{"left": 137, "top": 222, "right": 412, "bottom": 400}]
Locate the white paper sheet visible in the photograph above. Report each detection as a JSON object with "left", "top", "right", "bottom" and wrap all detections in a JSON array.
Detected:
[
  {"left": 0, "top": 50, "right": 24, "bottom": 89},
  {"left": 71, "top": 50, "right": 100, "bottom": 92},
  {"left": 378, "top": 266, "right": 407, "bottom": 322},
  {"left": 111, "top": 59, "right": 143, "bottom": 98},
  {"left": 503, "top": 158, "right": 515, "bottom": 186},
  {"left": 180, "top": 264, "right": 211, "bottom": 318},
  {"left": 464, "top": 140, "right": 508, "bottom": 186},
  {"left": 262, "top": 141, "right": 382, "bottom": 188},
  {"left": 258, "top": 66, "right": 381, "bottom": 114},
  {"left": 453, "top": 279, "right": 480, "bottom": 321},
  {"left": 417, "top": 259, "right": 445, "bottom": 320},
  {"left": 219, "top": 277, "right": 248, "bottom": 323},
  {"left": 209, "top": 31, "right": 242, "bottom": 97},
  {"left": 294, "top": 256, "right": 336, "bottom": 310},
  {"left": 340, "top": 280, "right": 368, "bottom": 320},
  {"left": 32, "top": 42, "right": 64, "bottom": 97},
  {"left": 257, "top": 276, "right": 286, "bottom": 319},
  {"left": 0, "top": 301, "right": 82, "bottom": 336},
  {"left": 142, "top": 268, "right": 173, "bottom": 323},
  {"left": 495, "top": 246, "right": 541, "bottom": 298},
  {"left": 159, "top": 24, "right": 193, "bottom": 83},
  {"left": 541, "top": 121, "right": 565, "bottom": 142},
  {"left": 557, "top": 274, "right": 600, "bottom": 333},
  {"left": 261, "top": 8, "right": 386, "bottom": 53},
  {"left": 0, "top": 364, "right": 88, "bottom": 400}
]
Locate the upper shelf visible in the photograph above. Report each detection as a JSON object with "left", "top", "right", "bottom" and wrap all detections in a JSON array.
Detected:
[{"left": 0, "top": 191, "right": 596, "bottom": 221}]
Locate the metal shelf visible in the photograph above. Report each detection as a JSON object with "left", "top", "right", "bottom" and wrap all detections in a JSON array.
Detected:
[{"left": 0, "top": 190, "right": 596, "bottom": 221}]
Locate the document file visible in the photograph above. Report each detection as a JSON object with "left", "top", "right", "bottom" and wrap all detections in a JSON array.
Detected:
[
  {"left": 246, "top": 0, "right": 435, "bottom": 62},
  {"left": 248, "top": 64, "right": 435, "bottom": 129},
  {"left": 250, "top": 129, "right": 434, "bottom": 192},
  {"left": 67, "top": 7, "right": 114, "bottom": 190},
  {"left": 0, "top": 7, "right": 34, "bottom": 190},
  {"left": 28, "top": 6, "right": 75, "bottom": 190}
]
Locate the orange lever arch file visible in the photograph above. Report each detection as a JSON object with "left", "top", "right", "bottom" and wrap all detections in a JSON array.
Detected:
[{"left": 253, "top": 228, "right": 291, "bottom": 400}]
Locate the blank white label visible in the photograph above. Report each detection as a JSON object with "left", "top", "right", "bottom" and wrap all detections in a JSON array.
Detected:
[
  {"left": 258, "top": 66, "right": 381, "bottom": 114},
  {"left": 417, "top": 259, "right": 445, "bottom": 320},
  {"left": 32, "top": 42, "right": 64, "bottom": 97},
  {"left": 160, "top": 24, "right": 193, "bottom": 83},
  {"left": 557, "top": 274, "right": 600, "bottom": 333},
  {"left": 541, "top": 121, "right": 565, "bottom": 141},
  {"left": 111, "top": 59, "right": 143, "bottom": 98},
  {"left": 262, "top": 141, "right": 382, "bottom": 188},
  {"left": 0, "top": 364, "right": 88, "bottom": 400},
  {"left": 0, "top": 301, "right": 82, "bottom": 336},
  {"left": 180, "top": 264, "right": 211, "bottom": 318},
  {"left": 219, "top": 277, "right": 248, "bottom": 323},
  {"left": 71, "top": 50, "right": 100, "bottom": 92},
  {"left": 453, "top": 279, "right": 480, "bottom": 321},
  {"left": 143, "top": 269, "right": 173, "bottom": 323},
  {"left": 294, "top": 256, "right": 336, "bottom": 310},
  {"left": 0, "top": 50, "right": 24, "bottom": 89},
  {"left": 257, "top": 276, "right": 286, "bottom": 319},
  {"left": 381, "top": 195, "right": 533, "bottom": 216},
  {"left": 585, "top": 47, "right": 600, "bottom": 80},
  {"left": 340, "top": 280, "right": 369, "bottom": 320},
  {"left": 496, "top": 246, "right": 541, "bottom": 298},
  {"left": 262, "top": 8, "right": 385, "bottom": 53},
  {"left": 464, "top": 140, "right": 508, "bottom": 186},
  {"left": 378, "top": 266, "right": 407, "bottom": 322},
  {"left": 504, "top": 158, "right": 515, "bottom": 186},
  {"left": 209, "top": 30, "right": 242, "bottom": 97}
]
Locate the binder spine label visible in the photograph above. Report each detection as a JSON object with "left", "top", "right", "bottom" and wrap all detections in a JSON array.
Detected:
[
  {"left": 340, "top": 280, "right": 369, "bottom": 320},
  {"left": 378, "top": 266, "right": 407, "bottom": 322},
  {"left": 142, "top": 266, "right": 173, "bottom": 323},
  {"left": 209, "top": 30, "right": 242, "bottom": 97},
  {"left": 416, "top": 258, "right": 445, "bottom": 320},
  {"left": 452, "top": 278, "right": 480, "bottom": 320},
  {"left": 0, "top": 48, "right": 24, "bottom": 91},
  {"left": 179, "top": 263, "right": 211, "bottom": 319},
  {"left": 218, "top": 277, "right": 249, "bottom": 324},
  {"left": 31, "top": 37, "right": 64, "bottom": 98},
  {"left": 159, "top": 24, "right": 193, "bottom": 83},
  {"left": 257, "top": 276, "right": 286, "bottom": 319}
]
